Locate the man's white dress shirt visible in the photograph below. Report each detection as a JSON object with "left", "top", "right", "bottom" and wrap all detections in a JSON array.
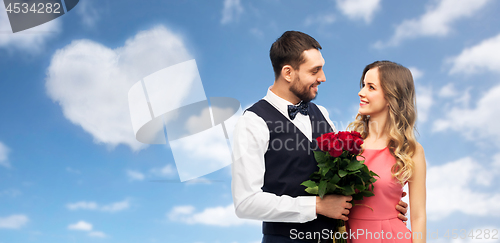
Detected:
[{"left": 232, "top": 88, "right": 336, "bottom": 223}]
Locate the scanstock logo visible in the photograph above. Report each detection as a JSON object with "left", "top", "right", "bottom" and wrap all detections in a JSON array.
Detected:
[
  {"left": 128, "top": 60, "right": 242, "bottom": 181},
  {"left": 3, "top": 0, "right": 79, "bottom": 33}
]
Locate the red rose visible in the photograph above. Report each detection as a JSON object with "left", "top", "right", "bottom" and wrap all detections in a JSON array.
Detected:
[
  {"left": 344, "top": 132, "right": 355, "bottom": 153},
  {"left": 329, "top": 138, "right": 343, "bottom": 157},
  {"left": 316, "top": 131, "right": 364, "bottom": 157},
  {"left": 350, "top": 131, "right": 364, "bottom": 154},
  {"left": 351, "top": 131, "right": 362, "bottom": 139},
  {"left": 317, "top": 133, "right": 335, "bottom": 152}
]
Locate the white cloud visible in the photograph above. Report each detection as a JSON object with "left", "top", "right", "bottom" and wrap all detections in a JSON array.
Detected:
[
  {"left": 185, "top": 177, "right": 214, "bottom": 185},
  {"left": 0, "top": 3, "right": 60, "bottom": 52},
  {"left": 150, "top": 164, "right": 176, "bottom": 177},
  {"left": 304, "top": 14, "right": 336, "bottom": 27},
  {"left": 68, "top": 221, "right": 108, "bottom": 238},
  {"left": 426, "top": 156, "right": 500, "bottom": 220},
  {"left": 408, "top": 67, "right": 433, "bottom": 123},
  {"left": 0, "top": 141, "right": 10, "bottom": 168},
  {"left": 67, "top": 201, "right": 98, "bottom": 210},
  {"left": 88, "top": 231, "right": 107, "bottom": 238},
  {"left": 68, "top": 221, "right": 93, "bottom": 231},
  {"left": 221, "top": 0, "right": 244, "bottom": 24},
  {"left": 375, "top": 0, "right": 492, "bottom": 48},
  {"left": 448, "top": 33, "right": 500, "bottom": 74},
  {"left": 438, "top": 83, "right": 458, "bottom": 98},
  {"left": 168, "top": 204, "right": 260, "bottom": 227},
  {"left": 409, "top": 67, "right": 424, "bottom": 81},
  {"left": 336, "top": 0, "right": 380, "bottom": 23},
  {"left": 126, "top": 170, "right": 145, "bottom": 181},
  {"left": 416, "top": 85, "right": 433, "bottom": 123},
  {"left": 100, "top": 199, "right": 130, "bottom": 212},
  {"left": 0, "top": 215, "right": 29, "bottom": 229},
  {"left": 45, "top": 25, "right": 192, "bottom": 151},
  {"left": 433, "top": 83, "right": 500, "bottom": 147},
  {"left": 407, "top": 67, "right": 433, "bottom": 123},
  {"left": 67, "top": 199, "right": 130, "bottom": 212},
  {"left": 170, "top": 120, "right": 233, "bottom": 181},
  {"left": 76, "top": 0, "right": 100, "bottom": 27}
]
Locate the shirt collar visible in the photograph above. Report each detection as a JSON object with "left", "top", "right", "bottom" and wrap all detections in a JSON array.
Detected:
[{"left": 264, "top": 88, "right": 304, "bottom": 116}]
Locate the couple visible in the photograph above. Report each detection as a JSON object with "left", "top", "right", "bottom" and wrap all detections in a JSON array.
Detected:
[{"left": 231, "top": 31, "right": 426, "bottom": 243}]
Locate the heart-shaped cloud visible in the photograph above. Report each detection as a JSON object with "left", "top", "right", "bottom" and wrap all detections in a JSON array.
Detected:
[{"left": 45, "top": 25, "right": 192, "bottom": 150}]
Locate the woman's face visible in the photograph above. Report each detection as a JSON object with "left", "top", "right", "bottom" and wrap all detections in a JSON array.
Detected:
[{"left": 358, "top": 67, "right": 389, "bottom": 117}]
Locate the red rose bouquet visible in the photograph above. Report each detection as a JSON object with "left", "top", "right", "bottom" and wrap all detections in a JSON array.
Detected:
[{"left": 301, "top": 131, "right": 378, "bottom": 243}]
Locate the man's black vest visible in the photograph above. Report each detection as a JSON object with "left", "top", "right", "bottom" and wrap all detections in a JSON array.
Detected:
[{"left": 246, "top": 99, "right": 336, "bottom": 242}]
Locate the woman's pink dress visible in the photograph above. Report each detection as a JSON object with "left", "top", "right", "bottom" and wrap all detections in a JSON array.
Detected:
[{"left": 346, "top": 147, "right": 412, "bottom": 243}]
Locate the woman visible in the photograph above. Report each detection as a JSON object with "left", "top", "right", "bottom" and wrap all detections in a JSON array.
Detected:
[{"left": 346, "top": 61, "right": 426, "bottom": 243}]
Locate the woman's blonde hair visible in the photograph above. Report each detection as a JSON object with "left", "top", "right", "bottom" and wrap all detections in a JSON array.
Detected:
[{"left": 347, "top": 61, "right": 418, "bottom": 185}]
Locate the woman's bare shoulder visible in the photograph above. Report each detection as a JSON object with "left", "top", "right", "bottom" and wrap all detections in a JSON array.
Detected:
[{"left": 412, "top": 142, "right": 425, "bottom": 162}]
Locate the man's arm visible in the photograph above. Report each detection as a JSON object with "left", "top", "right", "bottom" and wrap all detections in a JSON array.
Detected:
[
  {"left": 231, "top": 112, "right": 317, "bottom": 223},
  {"left": 232, "top": 110, "right": 352, "bottom": 222}
]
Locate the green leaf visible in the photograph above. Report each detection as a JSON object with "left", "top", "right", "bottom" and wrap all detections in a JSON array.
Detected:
[
  {"left": 321, "top": 167, "right": 330, "bottom": 177},
  {"left": 314, "top": 151, "right": 328, "bottom": 165},
  {"left": 310, "top": 171, "right": 321, "bottom": 179},
  {"left": 346, "top": 160, "right": 364, "bottom": 171},
  {"left": 352, "top": 194, "right": 363, "bottom": 201},
  {"left": 301, "top": 180, "right": 317, "bottom": 188},
  {"left": 318, "top": 180, "right": 327, "bottom": 198},
  {"left": 354, "top": 184, "right": 366, "bottom": 191},
  {"left": 347, "top": 170, "right": 359, "bottom": 175},
  {"left": 330, "top": 174, "right": 340, "bottom": 185},
  {"left": 370, "top": 171, "right": 380, "bottom": 178},
  {"left": 339, "top": 170, "right": 348, "bottom": 177},
  {"left": 360, "top": 191, "right": 375, "bottom": 197},
  {"left": 342, "top": 185, "right": 355, "bottom": 195},
  {"left": 318, "top": 163, "right": 328, "bottom": 168},
  {"left": 305, "top": 186, "right": 318, "bottom": 195},
  {"left": 354, "top": 174, "right": 366, "bottom": 186}
]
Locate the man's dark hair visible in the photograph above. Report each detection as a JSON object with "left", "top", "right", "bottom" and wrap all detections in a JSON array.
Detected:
[{"left": 269, "top": 31, "right": 322, "bottom": 79}]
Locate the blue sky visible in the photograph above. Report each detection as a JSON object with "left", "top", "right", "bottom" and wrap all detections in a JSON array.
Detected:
[{"left": 1, "top": 0, "right": 500, "bottom": 242}]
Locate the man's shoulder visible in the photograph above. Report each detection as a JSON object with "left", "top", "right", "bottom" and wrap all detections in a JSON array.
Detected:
[
  {"left": 235, "top": 107, "right": 269, "bottom": 134},
  {"left": 245, "top": 99, "right": 269, "bottom": 112},
  {"left": 310, "top": 102, "right": 328, "bottom": 115}
]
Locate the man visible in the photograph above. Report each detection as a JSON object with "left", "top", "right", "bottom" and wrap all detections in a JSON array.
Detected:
[{"left": 232, "top": 31, "right": 408, "bottom": 243}]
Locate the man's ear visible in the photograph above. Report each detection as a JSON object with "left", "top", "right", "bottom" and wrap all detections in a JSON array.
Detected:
[{"left": 281, "top": 65, "right": 294, "bottom": 83}]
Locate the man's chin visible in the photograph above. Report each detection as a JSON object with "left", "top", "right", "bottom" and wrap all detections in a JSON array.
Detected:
[{"left": 308, "top": 92, "right": 317, "bottom": 102}]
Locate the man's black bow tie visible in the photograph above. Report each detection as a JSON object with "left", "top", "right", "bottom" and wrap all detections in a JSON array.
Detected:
[{"left": 288, "top": 101, "right": 309, "bottom": 120}]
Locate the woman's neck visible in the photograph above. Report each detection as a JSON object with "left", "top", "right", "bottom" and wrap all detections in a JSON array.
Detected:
[{"left": 365, "top": 112, "right": 389, "bottom": 146}]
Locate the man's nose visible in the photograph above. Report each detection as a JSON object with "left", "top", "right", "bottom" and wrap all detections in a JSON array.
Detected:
[{"left": 318, "top": 70, "right": 326, "bottom": 82}]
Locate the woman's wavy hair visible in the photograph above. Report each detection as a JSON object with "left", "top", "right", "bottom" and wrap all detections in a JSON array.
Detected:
[{"left": 347, "top": 60, "right": 418, "bottom": 185}]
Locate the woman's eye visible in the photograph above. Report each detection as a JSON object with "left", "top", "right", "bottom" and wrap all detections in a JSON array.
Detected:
[{"left": 370, "top": 85, "right": 375, "bottom": 90}]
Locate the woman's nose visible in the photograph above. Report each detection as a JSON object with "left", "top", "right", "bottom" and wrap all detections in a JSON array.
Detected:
[{"left": 358, "top": 89, "right": 364, "bottom": 98}]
